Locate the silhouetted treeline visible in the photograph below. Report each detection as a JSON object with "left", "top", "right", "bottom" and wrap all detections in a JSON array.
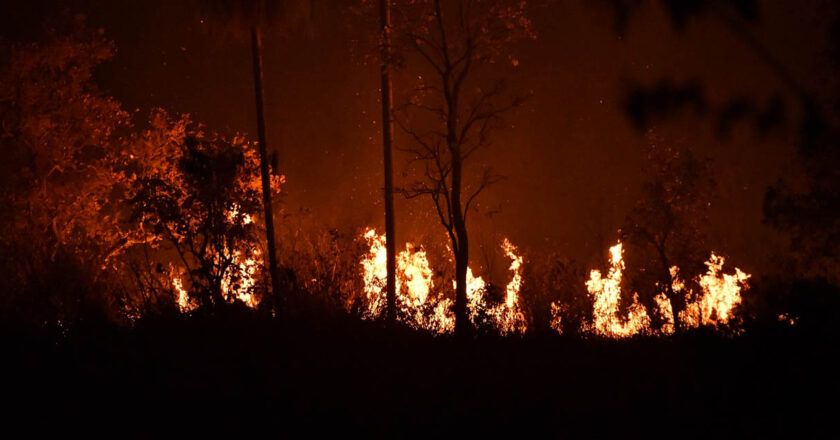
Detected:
[{"left": 607, "top": 0, "right": 840, "bottom": 285}]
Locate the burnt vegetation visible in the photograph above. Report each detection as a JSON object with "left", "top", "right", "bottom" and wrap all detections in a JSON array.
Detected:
[{"left": 0, "top": 1, "right": 838, "bottom": 435}]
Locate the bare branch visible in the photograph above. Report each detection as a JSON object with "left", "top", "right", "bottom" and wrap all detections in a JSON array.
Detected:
[{"left": 464, "top": 169, "right": 504, "bottom": 223}]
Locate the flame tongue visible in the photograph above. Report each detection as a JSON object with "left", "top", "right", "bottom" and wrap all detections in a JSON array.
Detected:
[
  {"left": 359, "top": 228, "right": 527, "bottom": 335},
  {"left": 170, "top": 206, "right": 262, "bottom": 311},
  {"left": 360, "top": 228, "right": 450, "bottom": 332},
  {"left": 360, "top": 230, "right": 750, "bottom": 337},
  {"left": 584, "top": 242, "right": 651, "bottom": 338},
  {"left": 680, "top": 254, "right": 750, "bottom": 329},
  {"left": 551, "top": 241, "right": 751, "bottom": 337},
  {"left": 169, "top": 221, "right": 753, "bottom": 337}
]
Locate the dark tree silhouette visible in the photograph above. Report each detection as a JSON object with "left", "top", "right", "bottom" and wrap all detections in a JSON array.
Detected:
[
  {"left": 195, "top": 0, "right": 313, "bottom": 315},
  {"left": 764, "top": 140, "right": 840, "bottom": 283},
  {"left": 128, "top": 113, "right": 265, "bottom": 310},
  {"left": 621, "top": 133, "right": 715, "bottom": 332},
  {"left": 378, "top": 0, "right": 398, "bottom": 324},
  {"left": 603, "top": 1, "right": 840, "bottom": 285},
  {"left": 392, "top": 0, "right": 534, "bottom": 337}
]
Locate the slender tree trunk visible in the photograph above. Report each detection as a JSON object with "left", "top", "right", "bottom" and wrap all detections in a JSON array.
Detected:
[
  {"left": 454, "top": 242, "right": 469, "bottom": 337},
  {"left": 451, "top": 122, "right": 470, "bottom": 338},
  {"left": 250, "top": 25, "right": 282, "bottom": 315},
  {"left": 380, "top": 0, "right": 397, "bottom": 324}
]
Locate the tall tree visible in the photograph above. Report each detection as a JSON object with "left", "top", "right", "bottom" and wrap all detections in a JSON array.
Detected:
[
  {"left": 621, "top": 134, "right": 716, "bottom": 332},
  {"left": 393, "top": 0, "right": 534, "bottom": 337},
  {"left": 197, "top": 0, "right": 311, "bottom": 314},
  {"left": 378, "top": 0, "right": 398, "bottom": 324},
  {"left": 250, "top": 10, "right": 282, "bottom": 313}
]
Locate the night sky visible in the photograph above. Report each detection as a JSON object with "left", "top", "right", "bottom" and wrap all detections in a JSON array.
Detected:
[
  {"left": 3, "top": 0, "right": 835, "bottom": 277},
  {"left": 3, "top": 2, "right": 840, "bottom": 433}
]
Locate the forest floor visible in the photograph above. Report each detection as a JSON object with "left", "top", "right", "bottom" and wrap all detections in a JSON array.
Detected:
[{"left": 1, "top": 308, "right": 836, "bottom": 437}]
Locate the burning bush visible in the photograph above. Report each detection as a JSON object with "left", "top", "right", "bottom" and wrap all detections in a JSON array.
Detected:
[{"left": 122, "top": 110, "right": 282, "bottom": 315}]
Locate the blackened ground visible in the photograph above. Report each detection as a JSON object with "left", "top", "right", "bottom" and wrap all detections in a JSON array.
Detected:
[{"left": 1, "top": 308, "right": 836, "bottom": 438}]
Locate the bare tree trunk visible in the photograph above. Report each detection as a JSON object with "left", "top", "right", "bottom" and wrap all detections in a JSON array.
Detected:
[
  {"left": 250, "top": 25, "right": 282, "bottom": 315},
  {"left": 454, "top": 241, "right": 469, "bottom": 337},
  {"left": 451, "top": 119, "right": 470, "bottom": 338},
  {"left": 380, "top": 0, "right": 397, "bottom": 325}
]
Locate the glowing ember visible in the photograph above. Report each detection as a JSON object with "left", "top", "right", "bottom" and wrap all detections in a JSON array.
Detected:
[
  {"left": 778, "top": 313, "right": 797, "bottom": 326},
  {"left": 654, "top": 292, "right": 675, "bottom": 335},
  {"left": 549, "top": 303, "right": 564, "bottom": 334}
]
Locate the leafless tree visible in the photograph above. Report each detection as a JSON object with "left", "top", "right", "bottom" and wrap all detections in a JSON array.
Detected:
[{"left": 392, "top": 0, "right": 534, "bottom": 336}]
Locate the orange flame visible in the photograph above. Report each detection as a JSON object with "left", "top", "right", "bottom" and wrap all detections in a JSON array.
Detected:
[
  {"left": 582, "top": 242, "right": 651, "bottom": 338},
  {"left": 550, "top": 241, "right": 750, "bottom": 337},
  {"left": 221, "top": 248, "right": 261, "bottom": 309},
  {"left": 678, "top": 254, "right": 750, "bottom": 329},
  {"left": 654, "top": 291, "right": 675, "bottom": 335},
  {"left": 361, "top": 228, "right": 453, "bottom": 333},
  {"left": 171, "top": 206, "right": 262, "bottom": 311},
  {"left": 360, "top": 228, "right": 527, "bottom": 335},
  {"left": 172, "top": 274, "right": 196, "bottom": 313},
  {"left": 549, "top": 303, "right": 564, "bottom": 334},
  {"left": 459, "top": 240, "right": 527, "bottom": 335}
]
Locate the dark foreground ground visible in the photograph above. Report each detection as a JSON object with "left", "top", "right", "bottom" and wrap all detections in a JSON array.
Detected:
[{"left": 1, "top": 309, "right": 837, "bottom": 437}]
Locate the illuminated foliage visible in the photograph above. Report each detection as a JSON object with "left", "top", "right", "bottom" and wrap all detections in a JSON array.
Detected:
[
  {"left": 125, "top": 110, "right": 281, "bottom": 311},
  {"left": 0, "top": 17, "right": 130, "bottom": 254},
  {"left": 0, "top": 16, "right": 130, "bottom": 325}
]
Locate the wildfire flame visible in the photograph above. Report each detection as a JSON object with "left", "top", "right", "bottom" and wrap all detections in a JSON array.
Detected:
[
  {"left": 679, "top": 254, "right": 750, "bottom": 329},
  {"left": 551, "top": 240, "right": 751, "bottom": 337},
  {"left": 360, "top": 228, "right": 527, "bottom": 335},
  {"left": 172, "top": 274, "right": 196, "bottom": 313},
  {"left": 464, "top": 239, "right": 528, "bottom": 335},
  {"left": 582, "top": 242, "right": 651, "bottom": 338},
  {"left": 360, "top": 228, "right": 454, "bottom": 333},
  {"left": 654, "top": 291, "right": 675, "bottom": 335},
  {"left": 222, "top": 248, "right": 261, "bottom": 309},
  {"left": 171, "top": 205, "right": 262, "bottom": 311}
]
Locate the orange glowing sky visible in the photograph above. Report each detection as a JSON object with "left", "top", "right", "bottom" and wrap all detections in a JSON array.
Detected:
[{"left": 3, "top": 0, "right": 835, "bottom": 278}]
